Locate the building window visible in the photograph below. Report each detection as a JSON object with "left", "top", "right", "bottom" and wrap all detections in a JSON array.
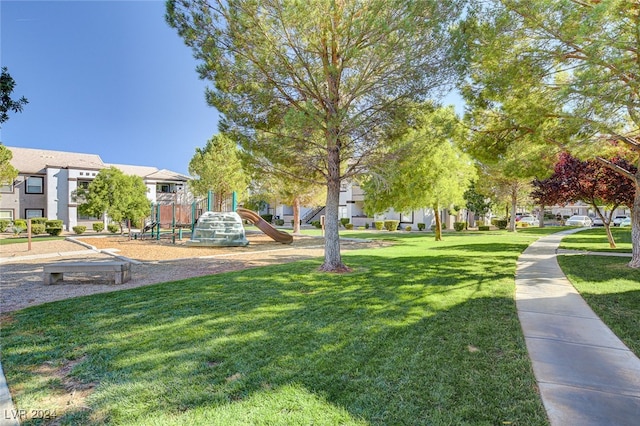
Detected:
[
  {"left": 400, "top": 212, "right": 414, "bottom": 224},
  {"left": 156, "top": 183, "right": 175, "bottom": 193},
  {"left": 25, "top": 209, "right": 44, "bottom": 219},
  {"left": 339, "top": 206, "right": 348, "bottom": 218},
  {"left": 1, "top": 180, "right": 13, "bottom": 193},
  {"left": 78, "top": 181, "right": 90, "bottom": 189},
  {"left": 0, "top": 210, "right": 13, "bottom": 220},
  {"left": 26, "top": 176, "right": 44, "bottom": 194}
]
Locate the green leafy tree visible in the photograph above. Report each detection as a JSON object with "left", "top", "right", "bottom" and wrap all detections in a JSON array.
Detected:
[
  {"left": 167, "top": 0, "right": 466, "bottom": 271},
  {"left": 0, "top": 67, "right": 28, "bottom": 127},
  {"left": 0, "top": 144, "right": 18, "bottom": 195},
  {"left": 463, "top": 0, "right": 640, "bottom": 266},
  {"left": 475, "top": 162, "right": 533, "bottom": 232},
  {"left": 189, "top": 133, "right": 248, "bottom": 211},
  {"left": 75, "top": 167, "right": 149, "bottom": 233},
  {"left": 363, "top": 106, "right": 476, "bottom": 241},
  {"left": 464, "top": 181, "right": 492, "bottom": 225}
]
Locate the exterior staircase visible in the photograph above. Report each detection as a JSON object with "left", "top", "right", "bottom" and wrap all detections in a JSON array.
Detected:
[{"left": 302, "top": 206, "right": 325, "bottom": 224}]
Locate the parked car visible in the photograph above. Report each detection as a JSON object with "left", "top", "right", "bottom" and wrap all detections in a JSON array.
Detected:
[
  {"left": 565, "top": 215, "right": 592, "bottom": 227},
  {"left": 516, "top": 216, "right": 540, "bottom": 227},
  {"left": 619, "top": 217, "right": 632, "bottom": 227},
  {"left": 591, "top": 217, "right": 604, "bottom": 227},
  {"left": 613, "top": 216, "right": 629, "bottom": 226}
]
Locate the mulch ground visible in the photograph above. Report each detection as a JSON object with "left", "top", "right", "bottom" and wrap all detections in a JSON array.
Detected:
[{"left": 1, "top": 232, "right": 379, "bottom": 313}]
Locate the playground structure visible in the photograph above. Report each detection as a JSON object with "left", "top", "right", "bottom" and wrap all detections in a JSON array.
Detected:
[
  {"left": 142, "top": 191, "right": 236, "bottom": 241},
  {"left": 142, "top": 191, "right": 293, "bottom": 246},
  {"left": 186, "top": 211, "right": 249, "bottom": 247},
  {"left": 237, "top": 207, "right": 293, "bottom": 244}
]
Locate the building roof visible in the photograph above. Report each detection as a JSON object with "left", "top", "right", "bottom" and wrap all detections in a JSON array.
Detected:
[
  {"left": 7, "top": 146, "right": 190, "bottom": 181},
  {"left": 108, "top": 164, "right": 190, "bottom": 181},
  {"left": 7, "top": 146, "right": 105, "bottom": 173}
]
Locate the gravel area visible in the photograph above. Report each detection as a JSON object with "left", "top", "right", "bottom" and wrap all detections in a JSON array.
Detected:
[{"left": 1, "top": 233, "right": 373, "bottom": 313}]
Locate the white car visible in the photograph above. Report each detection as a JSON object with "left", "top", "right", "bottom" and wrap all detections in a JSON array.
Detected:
[
  {"left": 516, "top": 216, "right": 539, "bottom": 227},
  {"left": 591, "top": 217, "right": 604, "bottom": 227},
  {"left": 619, "top": 217, "right": 631, "bottom": 227},
  {"left": 565, "top": 215, "right": 592, "bottom": 227},
  {"left": 613, "top": 216, "right": 630, "bottom": 226}
]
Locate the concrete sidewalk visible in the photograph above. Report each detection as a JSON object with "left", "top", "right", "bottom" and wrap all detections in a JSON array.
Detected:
[{"left": 516, "top": 229, "right": 640, "bottom": 425}]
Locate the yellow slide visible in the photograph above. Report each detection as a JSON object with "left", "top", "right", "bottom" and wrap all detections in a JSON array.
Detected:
[{"left": 236, "top": 207, "right": 294, "bottom": 244}]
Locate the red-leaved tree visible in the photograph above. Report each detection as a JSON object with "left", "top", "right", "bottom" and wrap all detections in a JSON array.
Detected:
[{"left": 532, "top": 153, "right": 635, "bottom": 248}]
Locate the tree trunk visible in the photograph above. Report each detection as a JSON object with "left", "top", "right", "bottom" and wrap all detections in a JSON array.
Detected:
[
  {"left": 509, "top": 186, "right": 517, "bottom": 232},
  {"left": 538, "top": 206, "right": 545, "bottom": 228},
  {"left": 434, "top": 203, "right": 442, "bottom": 241},
  {"left": 320, "top": 175, "right": 347, "bottom": 271},
  {"left": 604, "top": 223, "right": 617, "bottom": 249},
  {"left": 630, "top": 178, "right": 640, "bottom": 268},
  {"left": 292, "top": 196, "right": 301, "bottom": 235}
]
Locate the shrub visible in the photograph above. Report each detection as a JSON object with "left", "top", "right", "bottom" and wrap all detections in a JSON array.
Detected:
[
  {"left": 107, "top": 223, "right": 120, "bottom": 233},
  {"left": 478, "top": 225, "right": 490, "bottom": 231},
  {"left": 311, "top": 220, "right": 322, "bottom": 229},
  {"left": 340, "top": 218, "right": 350, "bottom": 228},
  {"left": 275, "top": 219, "right": 285, "bottom": 226},
  {"left": 417, "top": 223, "right": 426, "bottom": 231},
  {"left": 11, "top": 225, "right": 25, "bottom": 236},
  {"left": 495, "top": 219, "right": 508, "bottom": 229},
  {"left": 364, "top": 223, "right": 370, "bottom": 229},
  {"left": 73, "top": 225, "right": 87, "bottom": 234},
  {"left": 405, "top": 225, "right": 412, "bottom": 231},
  {"left": 92, "top": 222, "right": 105, "bottom": 232},
  {"left": 345, "top": 223, "right": 354, "bottom": 230},
  {"left": 384, "top": 220, "right": 399, "bottom": 231},
  {"left": 476, "top": 219, "right": 485, "bottom": 227},
  {"left": 31, "top": 224, "right": 46, "bottom": 235},
  {"left": 46, "top": 228, "right": 62, "bottom": 236},
  {"left": 374, "top": 221, "right": 384, "bottom": 230},
  {"left": 0, "top": 219, "right": 10, "bottom": 232},
  {"left": 453, "top": 222, "right": 466, "bottom": 232},
  {"left": 13, "top": 219, "right": 27, "bottom": 230},
  {"left": 30, "top": 217, "right": 47, "bottom": 225},
  {"left": 430, "top": 223, "right": 445, "bottom": 231},
  {"left": 260, "top": 214, "right": 273, "bottom": 223},
  {"left": 46, "top": 219, "right": 63, "bottom": 228},
  {"left": 45, "top": 220, "right": 63, "bottom": 236}
]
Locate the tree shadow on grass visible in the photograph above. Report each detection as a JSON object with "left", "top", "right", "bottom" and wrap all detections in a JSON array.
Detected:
[{"left": 3, "top": 252, "right": 547, "bottom": 425}]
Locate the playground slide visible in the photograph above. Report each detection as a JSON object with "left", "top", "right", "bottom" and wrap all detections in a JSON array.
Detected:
[{"left": 236, "top": 207, "right": 294, "bottom": 244}]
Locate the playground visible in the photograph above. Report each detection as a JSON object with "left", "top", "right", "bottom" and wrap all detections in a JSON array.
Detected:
[
  {"left": 1, "top": 234, "right": 377, "bottom": 313},
  {"left": 76, "top": 231, "right": 320, "bottom": 262}
]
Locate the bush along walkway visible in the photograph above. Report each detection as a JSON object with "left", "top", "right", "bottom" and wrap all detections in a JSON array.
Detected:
[{"left": 516, "top": 229, "right": 640, "bottom": 426}]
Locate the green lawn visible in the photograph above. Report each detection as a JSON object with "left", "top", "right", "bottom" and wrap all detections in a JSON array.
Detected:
[
  {"left": 557, "top": 233, "right": 640, "bottom": 358},
  {"left": 0, "top": 235, "right": 65, "bottom": 245},
  {"left": 557, "top": 256, "right": 640, "bottom": 355},
  {"left": 1, "top": 230, "right": 556, "bottom": 425},
  {"left": 558, "top": 227, "right": 632, "bottom": 253}
]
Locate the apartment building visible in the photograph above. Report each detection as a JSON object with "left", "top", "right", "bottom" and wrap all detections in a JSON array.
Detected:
[{"left": 1, "top": 146, "right": 191, "bottom": 230}]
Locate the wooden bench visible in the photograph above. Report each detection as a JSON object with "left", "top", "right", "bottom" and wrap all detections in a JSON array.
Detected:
[{"left": 43, "top": 261, "right": 131, "bottom": 285}]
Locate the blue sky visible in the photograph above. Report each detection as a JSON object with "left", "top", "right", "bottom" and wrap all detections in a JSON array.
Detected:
[
  {"left": 1, "top": 0, "right": 220, "bottom": 175},
  {"left": 1, "top": 0, "right": 464, "bottom": 177}
]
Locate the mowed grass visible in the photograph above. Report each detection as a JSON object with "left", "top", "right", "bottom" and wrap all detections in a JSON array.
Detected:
[
  {"left": 0, "top": 235, "right": 65, "bottom": 245},
  {"left": 2, "top": 230, "right": 553, "bottom": 425},
  {"left": 558, "top": 227, "right": 632, "bottom": 253},
  {"left": 557, "top": 251, "right": 640, "bottom": 357}
]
